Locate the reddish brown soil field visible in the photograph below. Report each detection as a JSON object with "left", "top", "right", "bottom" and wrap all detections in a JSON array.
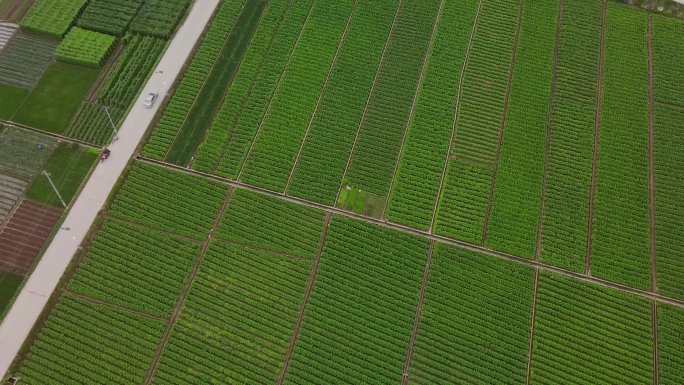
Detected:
[{"left": 0, "top": 199, "right": 61, "bottom": 274}]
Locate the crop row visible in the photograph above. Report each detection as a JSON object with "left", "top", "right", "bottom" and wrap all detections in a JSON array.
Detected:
[
  {"left": 652, "top": 17, "right": 684, "bottom": 301},
  {"left": 20, "top": 0, "right": 87, "bottom": 37},
  {"left": 343, "top": 0, "right": 441, "bottom": 202},
  {"left": 212, "top": 0, "right": 314, "bottom": 179},
  {"left": 284, "top": 218, "right": 427, "bottom": 384},
  {"left": 129, "top": 0, "right": 191, "bottom": 39},
  {"left": 238, "top": 0, "right": 354, "bottom": 191},
  {"left": 285, "top": 0, "right": 399, "bottom": 205},
  {"left": 108, "top": 162, "right": 226, "bottom": 239},
  {"left": 152, "top": 243, "right": 313, "bottom": 384},
  {"left": 67, "top": 34, "right": 166, "bottom": 145},
  {"left": 56, "top": 27, "right": 116, "bottom": 67},
  {"left": 409, "top": 245, "right": 533, "bottom": 384},
  {"left": 658, "top": 304, "right": 684, "bottom": 384},
  {"left": 68, "top": 219, "right": 199, "bottom": 317},
  {"left": 216, "top": 189, "right": 326, "bottom": 258},
  {"left": 77, "top": 0, "right": 144, "bottom": 36},
  {"left": 192, "top": 0, "right": 292, "bottom": 174},
  {"left": 434, "top": 0, "right": 521, "bottom": 243},
  {"left": 16, "top": 297, "right": 165, "bottom": 384},
  {"left": 484, "top": 0, "right": 558, "bottom": 257},
  {"left": 530, "top": 273, "right": 653, "bottom": 384},
  {"left": 538, "top": 0, "right": 603, "bottom": 271},
  {"left": 142, "top": 0, "right": 245, "bottom": 160},
  {"left": 386, "top": 0, "right": 479, "bottom": 230},
  {"left": 591, "top": 4, "right": 650, "bottom": 290}
]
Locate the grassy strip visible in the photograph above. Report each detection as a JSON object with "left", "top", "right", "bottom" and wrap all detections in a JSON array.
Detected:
[
  {"left": 0, "top": 85, "right": 28, "bottom": 120},
  {"left": 0, "top": 272, "right": 23, "bottom": 320},
  {"left": 165, "top": 0, "right": 266, "bottom": 165}
]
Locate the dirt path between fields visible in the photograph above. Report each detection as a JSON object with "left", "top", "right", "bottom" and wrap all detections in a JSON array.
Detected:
[
  {"left": 276, "top": 212, "right": 331, "bottom": 384},
  {"left": 138, "top": 156, "right": 684, "bottom": 311},
  {"left": 401, "top": 240, "right": 435, "bottom": 385},
  {"left": 584, "top": 0, "right": 607, "bottom": 276},
  {"left": 428, "top": 0, "right": 482, "bottom": 234},
  {"left": 535, "top": 0, "right": 564, "bottom": 261},
  {"left": 142, "top": 187, "right": 233, "bottom": 385},
  {"left": 647, "top": 15, "right": 660, "bottom": 385},
  {"left": 481, "top": 0, "right": 525, "bottom": 246}
]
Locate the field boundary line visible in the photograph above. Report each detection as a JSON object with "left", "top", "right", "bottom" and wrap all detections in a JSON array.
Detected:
[
  {"left": 236, "top": 0, "right": 316, "bottom": 181},
  {"left": 284, "top": 0, "right": 358, "bottom": 195},
  {"left": 136, "top": 156, "right": 684, "bottom": 310},
  {"left": 62, "top": 290, "right": 168, "bottom": 322},
  {"left": 333, "top": 0, "right": 403, "bottom": 207},
  {"left": 276, "top": 212, "right": 332, "bottom": 384},
  {"left": 384, "top": 0, "right": 446, "bottom": 220},
  {"left": 428, "top": 0, "right": 482, "bottom": 234},
  {"left": 647, "top": 16, "right": 659, "bottom": 385},
  {"left": 210, "top": 0, "right": 293, "bottom": 174},
  {"left": 535, "top": 0, "right": 564, "bottom": 260},
  {"left": 584, "top": 0, "right": 607, "bottom": 276},
  {"left": 162, "top": 0, "right": 247, "bottom": 161},
  {"left": 401, "top": 240, "right": 435, "bottom": 385},
  {"left": 143, "top": 187, "right": 234, "bottom": 385},
  {"left": 525, "top": 268, "right": 540, "bottom": 385},
  {"left": 481, "top": 0, "right": 525, "bottom": 245}
]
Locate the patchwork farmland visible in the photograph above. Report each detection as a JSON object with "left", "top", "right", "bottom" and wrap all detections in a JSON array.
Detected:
[{"left": 2, "top": 0, "right": 684, "bottom": 384}]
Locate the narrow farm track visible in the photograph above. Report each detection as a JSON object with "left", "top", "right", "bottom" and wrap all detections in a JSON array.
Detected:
[
  {"left": 236, "top": 0, "right": 316, "bottom": 181},
  {"left": 481, "top": 0, "right": 525, "bottom": 245},
  {"left": 276, "top": 213, "right": 331, "bottom": 385},
  {"left": 383, "top": 0, "right": 446, "bottom": 220},
  {"left": 143, "top": 187, "right": 234, "bottom": 385},
  {"left": 428, "top": 0, "right": 482, "bottom": 234},
  {"left": 584, "top": 0, "right": 608, "bottom": 276},
  {"left": 334, "top": 0, "right": 403, "bottom": 206},
  {"left": 525, "top": 268, "right": 540, "bottom": 385},
  {"left": 62, "top": 290, "right": 168, "bottom": 322},
  {"left": 647, "top": 16, "right": 659, "bottom": 385},
  {"left": 535, "top": 0, "right": 565, "bottom": 260},
  {"left": 138, "top": 156, "right": 684, "bottom": 310},
  {"left": 284, "top": 1, "right": 358, "bottom": 194},
  {"left": 401, "top": 240, "right": 435, "bottom": 385}
]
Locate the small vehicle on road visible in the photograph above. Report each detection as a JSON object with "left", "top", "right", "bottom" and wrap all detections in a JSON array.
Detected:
[
  {"left": 143, "top": 92, "right": 158, "bottom": 108},
  {"left": 101, "top": 148, "right": 111, "bottom": 161}
]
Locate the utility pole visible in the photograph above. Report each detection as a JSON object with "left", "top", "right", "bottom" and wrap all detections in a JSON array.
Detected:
[
  {"left": 101, "top": 104, "right": 118, "bottom": 142},
  {"left": 41, "top": 170, "right": 67, "bottom": 208}
]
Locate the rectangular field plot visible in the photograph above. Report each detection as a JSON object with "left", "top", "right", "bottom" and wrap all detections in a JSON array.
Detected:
[
  {"left": 284, "top": 218, "right": 428, "bottom": 384},
  {"left": 108, "top": 162, "right": 227, "bottom": 239},
  {"left": 590, "top": 3, "right": 650, "bottom": 289},
  {"left": 408, "top": 245, "right": 534, "bottom": 384},
  {"left": 651, "top": 16, "right": 684, "bottom": 106},
  {"left": 130, "top": 0, "right": 191, "bottom": 39},
  {"left": 68, "top": 220, "right": 200, "bottom": 317},
  {"left": 0, "top": 31, "right": 58, "bottom": 90},
  {"left": 16, "top": 297, "right": 165, "bottom": 385},
  {"left": 20, "top": 0, "right": 86, "bottom": 37},
  {"left": 658, "top": 304, "right": 684, "bottom": 385},
  {"left": 484, "top": 0, "right": 559, "bottom": 257},
  {"left": 434, "top": 0, "right": 521, "bottom": 244},
  {"left": 529, "top": 273, "right": 653, "bottom": 385},
  {"left": 77, "top": 0, "right": 144, "bottom": 36},
  {"left": 0, "top": 126, "right": 56, "bottom": 181},
  {"left": 151, "top": 243, "right": 314, "bottom": 384}
]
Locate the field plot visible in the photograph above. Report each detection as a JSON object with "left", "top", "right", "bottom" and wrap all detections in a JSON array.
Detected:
[
  {"left": 0, "top": 126, "right": 56, "bottom": 180},
  {"left": 0, "top": 174, "right": 25, "bottom": 225},
  {"left": 529, "top": 273, "right": 653, "bottom": 384},
  {"left": 55, "top": 27, "right": 116, "bottom": 68},
  {"left": 0, "top": 0, "right": 33, "bottom": 23},
  {"left": 77, "top": 0, "right": 144, "bottom": 36},
  {"left": 652, "top": 17, "right": 684, "bottom": 300},
  {"left": 129, "top": 0, "right": 191, "bottom": 39},
  {"left": 0, "top": 199, "right": 62, "bottom": 273},
  {"left": 15, "top": 297, "right": 165, "bottom": 385},
  {"left": 537, "top": 0, "right": 603, "bottom": 272},
  {"left": 408, "top": 245, "right": 533, "bottom": 384},
  {"left": 0, "top": 30, "right": 57, "bottom": 90},
  {"left": 658, "top": 304, "right": 684, "bottom": 385},
  {"left": 0, "top": 271, "right": 21, "bottom": 317},
  {"left": 433, "top": 0, "right": 521, "bottom": 243},
  {"left": 285, "top": 218, "right": 427, "bottom": 384},
  {"left": 484, "top": 0, "right": 558, "bottom": 257},
  {"left": 151, "top": 190, "right": 325, "bottom": 384},
  {"left": 590, "top": 4, "right": 650, "bottom": 289},
  {"left": 20, "top": 0, "right": 86, "bottom": 37},
  {"left": 386, "top": 0, "right": 478, "bottom": 230},
  {"left": 0, "top": 22, "right": 17, "bottom": 51}
]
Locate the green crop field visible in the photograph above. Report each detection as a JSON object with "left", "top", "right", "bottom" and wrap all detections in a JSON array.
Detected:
[{"left": 4, "top": 0, "right": 684, "bottom": 384}]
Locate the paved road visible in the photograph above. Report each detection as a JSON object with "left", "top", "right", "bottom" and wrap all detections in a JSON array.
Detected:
[{"left": 0, "top": 0, "right": 220, "bottom": 378}]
